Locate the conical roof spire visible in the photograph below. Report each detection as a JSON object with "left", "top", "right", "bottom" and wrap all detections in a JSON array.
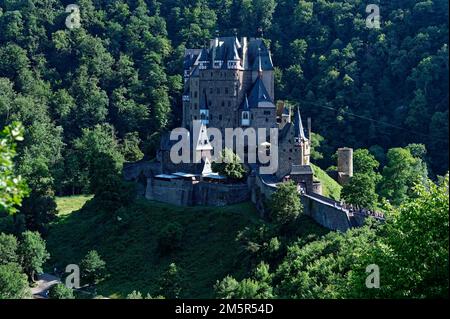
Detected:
[
  {"left": 294, "top": 107, "right": 306, "bottom": 139},
  {"left": 257, "top": 47, "right": 263, "bottom": 78}
]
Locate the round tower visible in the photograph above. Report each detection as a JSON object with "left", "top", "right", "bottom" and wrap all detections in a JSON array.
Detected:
[{"left": 337, "top": 147, "right": 353, "bottom": 185}]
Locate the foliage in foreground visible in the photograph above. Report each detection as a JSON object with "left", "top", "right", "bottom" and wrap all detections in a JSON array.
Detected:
[
  {"left": 0, "top": 122, "right": 28, "bottom": 215},
  {"left": 216, "top": 175, "right": 449, "bottom": 299}
]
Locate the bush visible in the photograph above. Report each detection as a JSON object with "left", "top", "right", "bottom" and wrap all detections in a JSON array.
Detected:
[
  {"left": 269, "top": 181, "right": 302, "bottom": 226},
  {"left": 48, "top": 283, "right": 75, "bottom": 299},
  {"left": 80, "top": 250, "right": 106, "bottom": 286},
  {"left": 158, "top": 222, "right": 183, "bottom": 254},
  {"left": 212, "top": 148, "right": 247, "bottom": 181}
]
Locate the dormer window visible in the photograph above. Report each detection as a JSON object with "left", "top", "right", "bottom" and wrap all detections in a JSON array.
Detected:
[{"left": 242, "top": 111, "right": 250, "bottom": 126}]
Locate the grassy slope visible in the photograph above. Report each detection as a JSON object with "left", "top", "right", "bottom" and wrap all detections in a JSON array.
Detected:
[
  {"left": 55, "top": 195, "right": 93, "bottom": 216},
  {"left": 48, "top": 196, "right": 327, "bottom": 298},
  {"left": 310, "top": 163, "right": 342, "bottom": 200},
  {"left": 48, "top": 198, "right": 260, "bottom": 298}
]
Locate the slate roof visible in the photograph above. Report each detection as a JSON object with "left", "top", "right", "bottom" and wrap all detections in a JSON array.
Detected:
[
  {"left": 188, "top": 37, "right": 273, "bottom": 71},
  {"left": 247, "top": 39, "right": 273, "bottom": 71},
  {"left": 247, "top": 77, "right": 274, "bottom": 108},
  {"left": 290, "top": 165, "right": 313, "bottom": 175},
  {"left": 294, "top": 107, "right": 306, "bottom": 139},
  {"left": 190, "top": 65, "right": 199, "bottom": 77},
  {"left": 183, "top": 49, "right": 202, "bottom": 69}
]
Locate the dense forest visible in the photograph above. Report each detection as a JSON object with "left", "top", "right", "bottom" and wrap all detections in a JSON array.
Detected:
[{"left": 0, "top": 0, "right": 449, "bottom": 299}]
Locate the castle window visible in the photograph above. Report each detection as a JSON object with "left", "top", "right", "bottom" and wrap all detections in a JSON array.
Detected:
[
  {"left": 265, "top": 118, "right": 269, "bottom": 122},
  {"left": 228, "top": 101, "right": 231, "bottom": 107},
  {"left": 194, "top": 103, "right": 198, "bottom": 109},
  {"left": 219, "top": 115, "right": 223, "bottom": 121},
  {"left": 225, "top": 87, "right": 229, "bottom": 94},
  {"left": 210, "top": 88, "right": 213, "bottom": 94},
  {"left": 208, "top": 101, "right": 212, "bottom": 106},
  {"left": 289, "top": 149, "right": 292, "bottom": 153},
  {"left": 221, "top": 101, "right": 225, "bottom": 107},
  {"left": 217, "top": 88, "right": 220, "bottom": 94},
  {"left": 264, "top": 111, "right": 271, "bottom": 115},
  {"left": 194, "top": 91, "right": 198, "bottom": 98},
  {"left": 194, "top": 116, "right": 198, "bottom": 120},
  {"left": 241, "top": 111, "right": 250, "bottom": 126}
]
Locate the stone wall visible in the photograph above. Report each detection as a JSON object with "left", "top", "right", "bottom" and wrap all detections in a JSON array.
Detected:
[
  {"left": 194, "top": 182, "right": 250, "bottom": 206},
  {"left": 301, "top": 194, "right": 352, "bottom": 232},
  {"left": 146, "top": 178, "right": 196, "bottom": 206},
  {"left": 145, "top": 177, "right": 250, "bottom": 207},
  {"left": 254, "top": 174, "right": 352, "bottom": 232}
]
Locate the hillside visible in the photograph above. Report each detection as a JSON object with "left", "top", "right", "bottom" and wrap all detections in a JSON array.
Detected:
[
  {"left": 47, "top": 197, "right": 327, "bottom": 298},
  {"left": 311, "top": 163, "right": 342, "bottom": 200}
]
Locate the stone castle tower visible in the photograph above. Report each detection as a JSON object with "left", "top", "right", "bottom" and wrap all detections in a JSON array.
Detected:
[
  {"left": 181, "top": 36, "right": 314, "bottom": 191},
  {"left": 182, "top": 36, "right": 276, "bottom": 133}
]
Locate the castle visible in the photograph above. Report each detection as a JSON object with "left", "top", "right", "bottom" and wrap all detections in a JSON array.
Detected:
[
  {"left": 123, "top": 36, "right": 383, "bottom": 232},
  {"left": 179, "top": 36, "right": 317, "bottom": 191}
]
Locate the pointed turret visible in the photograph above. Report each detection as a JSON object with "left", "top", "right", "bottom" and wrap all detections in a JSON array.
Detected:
[
  {"left": 257, "top": 47, "right": 263, "bottom": 78},
  {"left": 294, "top": 107, "right": 306, "bottom": 140}
]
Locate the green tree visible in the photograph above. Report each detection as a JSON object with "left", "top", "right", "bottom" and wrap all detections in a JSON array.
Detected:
[
  {"left": 48, "top": 283, "right": 75, "bottom": 299},
  {"left": 0, "top": 263, "right": 31, "bottom": 299},
  {"left": 215, "top": 262, "right": 274, "bottom": 299},
  {"left": 383, "top": 175, "right": 449, "bottom": 298},
  {"left": 158, "top": 222, "right": 183, "bottom": 254},
  {"left": 347, "top": 175, "right": 449, "bottom": 298},
  {"left": 80, "top": 250, "right": 106, "bottom": 286},
  {"left": 268, "top": 181, "right": 302, "bottom": 225},
  {"left": 0, "top": 233, "right": 18, "bottom": 265},
  {"left": 18, "top": 231, "right": 49, "bottom": 281},
  {"left": 353, "top": 149, "right": 381, "bottom": 179},
  {"left": 212, "top": 148, "right": 247, "bottom": 181},
  {"left": 342, "top": 149, "right": 381, "bottom": 209},
  {"left": 159, "top": 262, "right": 182, "bottom": 299},
  {"left": 310, "top": 132, "right": 324, "bottom": 161},
  {"left": 121, "top": 132, "right": 144, "bottom": 162},
  {"left": 0, "top": 122, "right": 28, "bottom": 215},
  {"left": 73, "top": 124, "right": 124, "bottom": 194},
  {"left": 341, "top": 173, "right": 378, "bottom": 209},
  {"left": 380, "top": 147, "right": 427, "bottom": 206}
]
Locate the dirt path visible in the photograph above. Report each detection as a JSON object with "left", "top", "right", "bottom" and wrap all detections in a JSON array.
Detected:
[{"left": 31, "top": 273, "right": 61, "bottom": 299}]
